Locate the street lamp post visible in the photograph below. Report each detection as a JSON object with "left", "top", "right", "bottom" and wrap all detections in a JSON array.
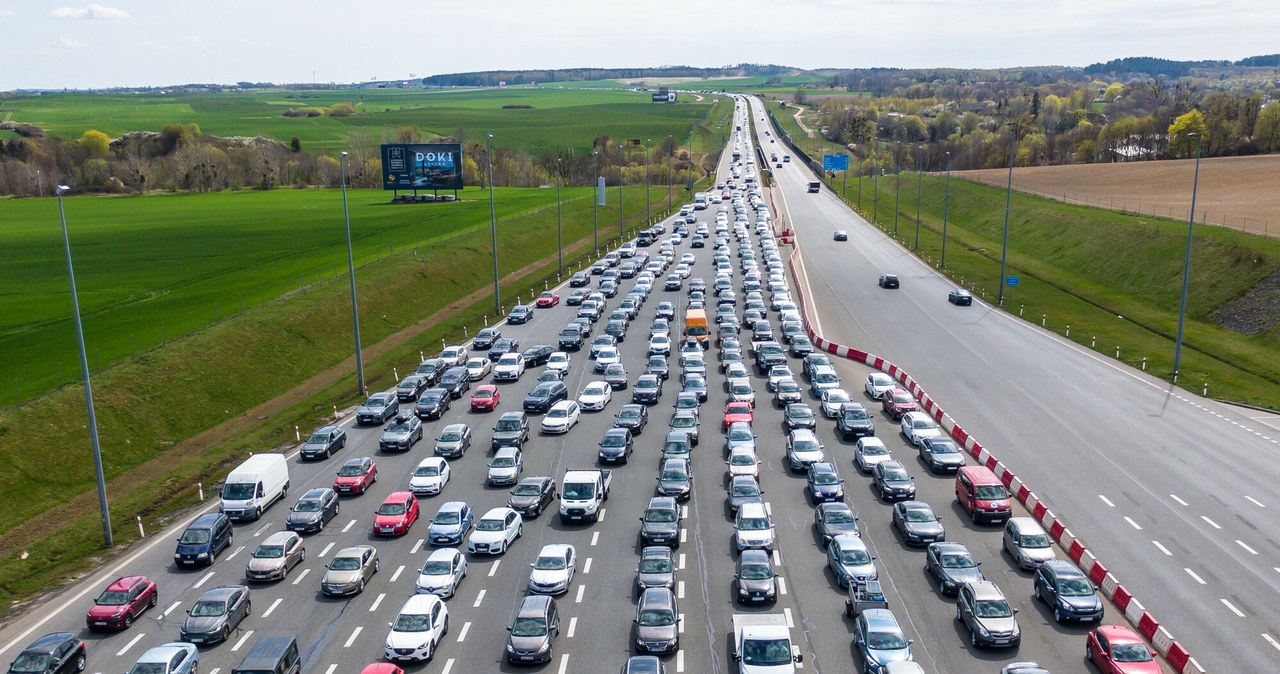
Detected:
[
  {"left": 997, "top": 123, "right": 1017, "bottom": 305},
  {"left": 942, "top": 151, "right": 952, "bottom": 268},
  {"left": 338, "top": 152, "right": 366, "bottom": 397},
  {"left": 592, "top": 151, "right": 599, "bottom": 254},
  {"left": 1173, "top": 133, "right": 1203, "bottom": 381},
  {"left": 855, "top": 145, "right": 862, "bottom": 211},
  {"left": 56, "top": 185, "right": 113, "bottom": 547},
  {"left": 667, "top": 135, "right": 673, "bottom": 214},
  {"left": 555, "top": 158, "right": 563, "bottom": 277},
  {"left": 872, "top": 149, "right": 879, "bottom": 224},
  {"left": 893, "top": 141, "right": 902, "bottom": 236},
  {"left": 487, "top": 135, "right": 499, "bottom": 315},
  {"left": 618, "top": 144, "right": 624, "bottom": 238},
  {"left": 914, "top": 144, "right": 924, "bottom": 250},
  {"left": 645, "top": 139, "right": 651, "bottom": 225}
]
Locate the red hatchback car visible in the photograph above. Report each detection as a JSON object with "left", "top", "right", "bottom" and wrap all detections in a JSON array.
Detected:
[
  {"left": 333, "top": 457, "right": 377, "bottom": 495},
  {"left": 882, "top": 388, "right": 918, "bottom": 420},
  {"left": 372, "top": 491, "right": 419, "bottom": 536},
  {"left": 359, "top": 666, "right": 404, "bottom": 674},
  {"left": 1085, "top": 625, "right": 1161, "bottom": 674},
  {"left": 722, "top": 401, "right": 754, "bottom": 431},
  {"left": 535, "top": 291, "right": 560, "bottom": 308},
  {"left": 471, "top": 385, "right": 500, "bottom": 412},
  {"left": 86, "top": 575, "right": 157, "bottom": 631}
]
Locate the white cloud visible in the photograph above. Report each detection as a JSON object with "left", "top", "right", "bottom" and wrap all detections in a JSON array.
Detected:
[
  {"left": 0, "top": 9, "right": 18, "bottom": 18},
  {"left": 50, "top": 4, "right": 131, "bottom": 20},
  {"left": 56, "top": 37, "right": 89, "bottom": 48},
  {"left": 178, "top": 36, "right": 203, "bottom": 45}
]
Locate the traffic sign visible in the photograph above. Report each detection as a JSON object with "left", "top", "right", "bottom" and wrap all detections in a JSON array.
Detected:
[
  {"left": 823, "top": 154, "right": 850, "bottom": 171},
  {"left": 1006, "top": 276, "right": 1020, "bottom": 286}
]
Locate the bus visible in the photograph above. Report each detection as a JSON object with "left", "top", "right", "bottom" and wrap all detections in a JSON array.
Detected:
[{"left": 684, "top": 308, "right": 708, "bottom": 349}]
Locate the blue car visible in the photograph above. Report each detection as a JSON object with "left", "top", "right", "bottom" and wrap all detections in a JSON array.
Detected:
[
  {"left": 852, "top": 609, "right": 913, "bottom": 673},
  {"left": 427, "top": 501, "right": 473, "bottom": 546}
]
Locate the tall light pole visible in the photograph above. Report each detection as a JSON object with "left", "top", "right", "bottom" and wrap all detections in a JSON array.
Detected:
[
  {"left": 893, "top": 141, "right": 902, "bottom": 236},
  {"left": 555, "top": 158, "right": 563, "bottom": 277},
  {"left": 914, "top": 144, "right": 924, "bottom": 250},
  {"left": 618, "top": 144, "right": 624, "bottom": 238},
  {"left": 592, "top": 151, "right": 599, "bottom": 254},
  {"left": 56, "top": 185, "right": 113, "bottom": 547},
  {"left": 941, "top": 151, "right": 952, "bottom": 268},
  {"left": 645, "top": 139, "right": 651, "bottom": 225},
  {"left": 1173, "top": 132, "right": 1203, "bottom": 381},
  {"left": 487, "top": 135, "right": 499, "bottom": 315},
  {"left": 855, "top": 145, "right": 862, "bottom": 211},
  {"left": 997, "top": 123, "right": 1017, "bottom": 305},
  {"left": 667, "top": 134, "right": 673, "bottom": 213},
  {"left": 338, "top": 152, "right": 366, "bottom": 397},
  {"left": 872, "top": 148, "right": 879, "bottom": 224}
]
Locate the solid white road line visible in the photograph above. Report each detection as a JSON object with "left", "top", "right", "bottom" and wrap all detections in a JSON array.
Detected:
[
  {"left": 369, "top": 593, "right": 385, "bottom": 612},
  {"left": 1201, "top": 516, "right": 1222, "bottom": 529},
  {"left": 115, "top": 633, "right": 145, "bottom": 657},
  {"left": 1245, "top": 496, "right": 1266, "bottom": 508},
  {"left": 390, "top": 565, "right": 404, "bottom": 582},
  {"left": 473, "top": 590, "right": 486, "bottom": 608},
  {"left": 319, "top": 542, "right": 335, "bottom": 557},
  {"left": 1123, "top": 516, "right": 1143, "bottom": 530},
  {"left": 291, "top": 568, "right": 310, "bottom": 585},
  {"left": 226, "top": 545, "right": 245, "bottom": 561},
  {"left": 567, "top": 617, "right": 578, "bottom": 638},
  {"left": 575, "top": 585, "right": 585, "bottom": 603},
  {"left": 1170, "top": 494, "right": 1189, "bottom": 506},
  {"left": 193, "top": 571, "right": 216, "bottom": 589},
  {"left": 341, "top": 519, "right": 356, "bottom": 533},
  {"left": 778, "top": 576, "right": 788, "bottom": 595},
  {"left": 590, "top": 531, "right": 600, "bottom": 546},
  {"left": 262, "top": 598, "right": 283, "bottom": 618},
  {"left": 1221, "top": 599, "right": 1246, "bottom": 617},
  {"left": 489, "top": 560, "right": 501, "bottom": 577},
  {"left": 231, "top": 630, "right": 254, "bottom": 652},
  {"left": 1098, "top": 495, "right": 1115, "bottom": 507},
  {"left": 1152, "top": 541, "right": 1173, "bottom": 556},
  {"left": 343, "top": 626, "right": 362, "bottom": 648},
  {"left": 583, "top": 558, "right": 592, "bottom": 574},
  {"left": 456, "top": 622, "right": 471, "bottom": 643},
  {"left": 1185, "top": 568, "right": 1207, "bottom": 585},
  {"left": 1237, "top": 540, "right": 1259, "bottom": 555}
]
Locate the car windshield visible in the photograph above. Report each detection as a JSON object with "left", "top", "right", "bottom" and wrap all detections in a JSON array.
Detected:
[
  {"left": 415, "top": 464, "right": 441, "bottom": 477},
  {"left": 793, "top": 439, "right": 820, "bottom": 453},
  {"left": 912, "top": 419, "right": 935, "bottom": 429},
  {"left": 223, "top": 483, "right": 255, "bottom": 500},
  {"left": 867, "top": 630, "right": 909, "bottom": 650},
  {"left": 739, "top": 563, "right": 773, "bottom": 580},
  {"left": 496, "top": 419, "right": 522, "bottom": 431},
  {"left": 663, "top": 441, "right": 689, "bottom": 454},
  {"left": 638, "top": 558, "right": 672, "bottom": 573},
  {"left": 824, "top": 509, "right": 854, "bottom": 524},
  {"left": 421, "top": 392, "right": 443, "bottom": 402},
  {"left": 1021, "top": 533, "right": 1052, "bottom": 548},
  {"left": 791, "top": 408, "right": 813, "bottom": 419},
  {"left": 398, "top": 380, "right": 417, "bottom": 389},
  {"left": 393, "top": 614, "right": 432, "bottom": 632},
  {"left": 941, "top": 553, "right": 976, "bottom": 569},
  {"left": 975, "top": 485, "right": 1008, "bottom": 499},
  {"left": 306, "top": 433, "right": 330, "bottom": 444},
  {"left": 491, "top": 457, "right": 516, "bottom": 468},
  {"left": 97, "top": 590, "right": 128, "bottom": 605},
  {"left": 434, "top": 512, "right": 460, "bottom": 525},
  {"left": 9, "top": 655, "right": 51, "bottom": 674},
  {"left": 511, "top": 617, "right": 548, "bottom": 637},
  {"left": 190, "top": 600, "right": 227, "bottom": 617},
  {"left": 439, "top": 430, "right": 462, "bottom": 442},
  {"left": 778, "top": 381, "right": 799, "bottom": 392},
  {"left": 528, "top": 389, "right": 549, "bottom": 399},
  {"left": 254, "top": 545, "right": 284, "bottom": 559},
  {"left": 547, "top": 408, "right": 569, "bottom": 419},
  {"left": 293, "top": 499, "right": 322, "bottom": 512},
  {"left": 928, "top": 440, "right": 959, "bottom": 453},
  {"left": 731, "top": 484, "right": 760, "bottom": 497},
  {"left": 862, "top": 444, "right": 888, "bottom": 456},
  {"left": 179, "top": 528, "right": 210, "bottom": 544},
  {"left": 843, "top": 408, "right": 868, "bottom": 420},
  {"left": 672, "top": 417, "right": 695, "bottom": 429},
  {"left": 364, "top": 399, "right": 386, "bottom": 409},
  {"left": 730, "top": 454, "right": 755, "bottom": 466},
  {"left": 741, "top": 638, "right": 792, "bottom": 665},
  {"left": 883, "top": 467, "right": 909, "bottom": 481},
  {"left": 638, "top": 609, "right": 675, "bottom": 626},
  {"left": 387, "top": 422, "right": 412, "bottom": 432},
  {"left": 337, "top": 464, "right": 366, "bottom": 477},
  {"left": 1112, "top": 643, "right": 1155, "bottom": 662},
  {"left": 892, "top": 393, "right": 914, "bottom": 404},
  {"left": 379, "top": 503, "right": 406, "bottom": 516},
  {"left": 660, "top": 469, "right": 688, "bottom": 481},
  {"left": 739, "top": 517, "right": 769, "bottom": 531},
  {"left": 329, "top": 557, "right": 360, "bottom": 570},
  {"left": 645, "top": 508, "right": 677, "bottom": 523},
  {"left": 813, "top": 473, "right": 840, "bottom": 485},
  {"left": 975, "top": 599, "right": 1013, "bottom": 618},
  {"left": 815, "top": 373, "right": 837, "bottom": 384},
  {"left": 905, "top": 509, "right": 935, "bottom": 522},
  {"left": 514, "top": 484, "right": 542, "bottom": 496},
  {"left": 584, "top": 385, "right": 608, "bottom": 396},
  {"left": 603, "top": 435, "right": 627, "bottom": 447},
  {"left": 728, "top": 428, "right": 752, "bottom": 442},
  {"left": 476, "top": 518, "right": 504, "bottom": 531},
  {"left": 1059, "top": 578, "right": 1094, "bottom": 596},
  {"left": 534, "top": 556, "right": 567, "bottom": 570}
]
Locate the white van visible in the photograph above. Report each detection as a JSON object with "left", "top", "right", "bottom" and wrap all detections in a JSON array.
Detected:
[{"left": 220, "top": 453, "right": 290, "bottom": 521}]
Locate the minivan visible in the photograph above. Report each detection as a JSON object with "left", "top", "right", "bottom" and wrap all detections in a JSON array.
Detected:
[
  {"left": 505, "top": 594, "right": 560, "bottom": 664},
  {"left": 955, "top": 466, "right": 1011, "bottom": 525},
  {"left": 231, "top": 635, "right": 300, "bottom": 674},
  {"left": 220, "top": 454, "right": 290, "bottom": 521},
  {"left": 174, "top": 513, "right": 233, "bottom": 566}
]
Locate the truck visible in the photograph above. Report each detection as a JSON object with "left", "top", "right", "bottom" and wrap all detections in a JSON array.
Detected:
[
  {"left": 558, "top": 469, "right": 612, "bottom": 523},
  {"left": 807, "top": 181, "right": 821, "bottom": 193},
  {"left": 731, "top": 614, "right": 803, "bottom": 673}
]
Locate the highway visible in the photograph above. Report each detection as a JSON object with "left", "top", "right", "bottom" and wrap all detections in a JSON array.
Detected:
[
  {"left": 747, "top": 94, "right": 1280, "bottom": 671},
  {"left": 0, "top": 97, "right": 1189, "bottom": 674}
]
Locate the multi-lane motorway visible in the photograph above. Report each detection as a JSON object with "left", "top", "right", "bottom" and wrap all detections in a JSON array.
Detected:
[{"left": 2, "top": 95, "right": 1258, "bottom": 674}]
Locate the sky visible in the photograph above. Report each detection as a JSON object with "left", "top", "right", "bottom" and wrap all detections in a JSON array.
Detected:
[{"left": 3, "top": 0, "right": 1279, "bottom": 90}]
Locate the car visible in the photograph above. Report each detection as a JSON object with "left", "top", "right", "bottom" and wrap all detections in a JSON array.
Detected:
[
  {"left": 333, "top": 456, "right": 377, "bottom": 495},
  {"left": 721, "top": 401, "right": 754, "bottom": 431},
  {"left": 672, "top": 391, "right": 700, "bottom": 418},
  {"left": 656, "top": 452, "right": 694, "bottom": 498},
  {"left": 487, "top": 447, "right": 524, "bottom": 486},
  {"left": 1001, "top": 664, "right": 1051, "bottom": 674},
  {"left": 243, "top": 531, "right": 305, "bottom": 582},
  {"left": 852, "top": 609, "right": 913, "bottom": 673},
  {"left": 836, "top": 403, "right": 876, "bottom": 440},
  {"left": 521, "top": 344, "right": 555, "bottom": 367},
  {"left": 439, "top": 366, "right": 471, "bottom": 397},
  {"left": 125, "top": 643, "right": 198, "bottom": 674},
  {"left": 491, "top": 411, "right": 530, "bottom": 449},
  {"left": 179, "top": 584, "right": 250, "bottom": 644},
  {"left": 384, "top": 593, "right": 449, "bottom": 663},
  {"left": 570, "top": 271, "right": 590, "bottom": 287},
  {"left": 809, "top": 366, "right": 841, "bottom": 396},
  {"left": 882, "top": 388, "right": 918, "bottom": 420},
  {"left": 472, "top": 327, "right": 502, "bottom": 350},
  {"left": 723, "top": 421, "right": 756, "bottom": 457},
  {"left": 1003, "top": 517, "right": 1056, "bottom": 569},
  {"left": 604, "top": 363, "right": 630, "bottom": 389},
  {"left": 508, "top": 476, "right": 558, "bottom": 518},
  {"left": 578, "top": 380, "right": 613, "bottom": 411},
  {"left": 415, "top": 547, "right": 467, "bottom": 598},
  {"left": 395, "top": 375, "right": 429, "bottom": 402},
  {"left": 615, "top": 404, "right": 649, "bottom": 434},
  {"left": 546, "top": 351, "right": 571, "bottom": 375},
  {"left": 765, "top": 365, "right": 793, "bottom": 392},
  {"left": 948, "top": 289, "right": 973, "bottom": 306},
  {"left": 834, "top": 230, "right": 848, "bottom": 241},
  {"left": 508, "top": 304, "right": 534, "bottom": 324},
  {"left": 524, "top": 380, "right": 569, "bottom": 415},
  {"left": 427, "top": 501, "right": 472, "bottom": 546},
  {"left": 373, "top": 491, "right": 420, "bottom": 536},
  {"left": 785, "top": 428, "right": 825, "bottom": 472},
  {"left": 806, "top": 462, "right": 845, "bottom": 503},
  {"left": 469, "top": 385, "right": 499, "bottom": 412},
  {"left": 784, "top": 403, "right": 817, "bottom": 431},
  {"left": 872, "top": 460, "right": 916, "bottom": 501},
  {"left": 789, "top": 336, "right": 814, "bottom": 357},
  {"left": 589, "top": 426, "right": 634, "bottom": 463},
  {"left": 605, "top": 319, "right": 628, "bottom": 342},
  {"left": 488, "top": 337, "right": 520, "bottom": 361},
  {"left": 415, "top": 358, "right": 447, "bottom": 387},
  {"left": 409, "top": 457, "right": 451, "bottom": 496},
  {"left": 493, "top": 353, "right": 527, "bottom": 381},
  {"left": 878, "top": 274, "right": 900, "bottom": 289},
  {"left": 726, "top": 378, "right": 755, "bottom": 405},
  {"left": 1034, "top": 559, "right": 1104, "bottom": 623},
  {"left": 633, "top": 374, "right": 663, "bottom": 404},
  {"left": 1085, "top": 624, "right": 1161, "bottom": 673},
  {"left": 536, "top": 291, "right": 560, "bottom": 308},
  {"left": 634, "top": 587, "right": 680, "bottom": 654},
  {"left": 434, "top": 423, "right": 472, "bottom": 459},
  {"left": 638, "top": 496, "right": 681, "bottom": 548},
  {"left": 9, "top": 634, "right": 85, "bottom": 674},
  {"left": 900, "top": 411, "right": 942, "bottom": 446},
  {"left": 735, "top": 548, "right": 777, "bottom": 604},
  {"left": 865, "top": 372, "right": 896, "bottom": 400},
  {"left": 669, "top": 410, "right": 700, "bottom": 446},
  {"left": 680, "top": 372, "right": 708, "bottom": 401},
  {"left": 919, "top": 437, "right": 966, "bottom": 474},
  {"left": 635, "top": 546, "right": 677, "bottom": 592},
  {"left": 301, "top": 425, "right": 346, "bottom": 460},
  {"left": 892, "top": 501, "right": 945, "bottom": 546},
  {"left": 415, "top": 388, "right": 452, "bottom": 419},
  {"left": 528, "top": 544, "right": 577, "bottom": 595},
  {"left": 826, "top": 534, "right": 877, "bottom": 588},
  {"left": 593, "top": 345, "right": 621, "bottom": 370},
  {"left": 357, "top": 392, "right": 399, "bottom": 425},
  {"left": 467, "top": 506, "right": 523, "bottom": 555},
  {"left": 173, "top": 512, "right": 233, "bottom": 566},
  {"left": 439, "top": 345, "right": 469, "bottom": 367},
  {"left": 380, "top": 412, "right": 423, "bottom": 452},
  {"left": 854, "top": 436, "right": 892, "bottom": 473},
  {"left": 925, "top": 541, "right": 985, "bottom": 595},
  {"left": 813, "top": 502, "right": 860, "bottom": 547},
  {"left": 464, "top": 357, "right": 493, "bottom": 381},
  {"left": 558, "top": 325, "right": 585, "bottom": 350},
  {"left": 505, "top": 594, "right": 561, "bottom": 664},
  {"left": 541, "top": 400, "right": 581, "bottom": 433},
  {"left": 773, "top": 378, "right": 803, "bottom": 407},
  {"left": 820, "top": 388, "right": 852, "bottom": 418},
  {"left": 321, "top": 545, "right": 379, "bottom": 596},
  {"left": 957, "top": 580, "right": 1021, "bottom": 648},
  {"left": 734, "top": 502, "right": 775, "bottom": 552}
]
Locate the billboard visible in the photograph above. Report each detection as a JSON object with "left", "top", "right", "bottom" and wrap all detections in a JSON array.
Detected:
[{"left": 380, "top": 143, "right": 463, "bottom": 190}]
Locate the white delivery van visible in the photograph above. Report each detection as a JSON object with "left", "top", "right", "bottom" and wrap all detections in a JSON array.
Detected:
[{"left": 220, "top": 453, "right": 290, "bottom": 521}]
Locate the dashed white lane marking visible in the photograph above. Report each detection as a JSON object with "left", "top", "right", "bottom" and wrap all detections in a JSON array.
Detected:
[
  {"left": 115, "top": 633, "right": 145, "bottom": 657},
  {"left": 1124, "top": 516, "right": 1143, "bottom": 530},
  {"left": 772, "top": 550, "right": 782, "bottom": 567},
  {"left": 681, "top": 506, "right": 689, "bottom": 518},
  {"left": 778, "top": 576, "right": 788, "bottom": 595},
  {"left": 598, "top": 508, "right": 606, "bottom": 522},
  {"left": 591, "top": 531, "right": 600, "bottom": 546},
  {"left": 1098, "top": 495, "right": 1115, "bottom": 507},
  {"left": 231, "top": 630, "right": 254, "bottom": 652},
  {"left": 441, "top": 659, "right": 455, "bottom": 674},
  {"left": 678, "top": 580, "right": 686, "bottom": 599},
  {"left": 1202, "top": 516, "right": 1222, "bottom": 529},
  {"left": 678, "top": 613, "right": 685, "bottom": 634},
  {"left": 575, "top": 585, "right": 585, "bottom": 603},
  {"left": 676, "top": 649, "right": 685, "bottom": 673},
  {"left": 341, "top": 519, "right": 356, "bottom": 533},
  {"left": 679, "top": 553, "right": 686, "bottom": 570},
  {"left": 291, "top": 568, "right": 310, "bottom": 585},
  {"left": 583, "top": 558, "right": 592, "bottom": 574},
  {"left": 323, "top": 665, "right": 336, "bottom": 674},
  {"left": 411, "top": 539, "right": 424, "bottom": 554},
  {"left": 1221, "top": 599, "right": 1246, "bottom": 617},
  {"left": 1262, "top": 633, "right": 1280, "bottom": 653},
  {"left": 253, "top": 523, "right": 271, "bottom": 537},
  {"left": 369, "top": 593, "right": 385, "bottom": 612},
  {"left": 456, "top": 621, "right": 471, "bottom": 643},
  {"left": 193, "top": 571, "right": 215, "bottom": 589},
  {"left": 262, "top": 598, "right": 283, "bottom": 617},
  {"left": 343, "top": 626, "right": 362, "bottom": 648},
  {"left": 680, "top": 529, "right": 688, "bottom": 544},
  {"left": 1152, "top": 541, "right": 1173, "bottom": 556},
  {"left": 783, "top": 607, "right": 794, "bottom": 628},
  {"left": 1185, "top": 568, "right": 1207, "bottom": 585},
  {"left": 390, "top": 565, "right": 404, "bottom": 582},
  {"left": 473, "top": 589, "right": 486, "bottom": 607},
  {"left": 1237, "top": 540, "right": 1259, "bottom": 555},
  {"left": 557, "top": 654, "right": 570, "bottom": 674},
  {"left": 162, "top": 601, "right": 182, "bottom": 618},
  {"left": 1245, "top": 496, "right": 1266, "bottom": 508},
  {"left": 489, "top": 560, "right": 501, "bottom": 577},
  {"left": 1170, "top": 494, "right": 1189, "bottom": 506},
  {"left": 209, "top": 669, "right": 220, "bottom": 674},
  {"left": 567, "top": 616, "right": 578, "bottom": 638},
  {"left": 319, "top": 542, "right": 335, "bottom": 557}
]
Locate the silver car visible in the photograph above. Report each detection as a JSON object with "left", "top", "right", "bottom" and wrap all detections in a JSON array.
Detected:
[
  {"left": 1003, "top": 517, "right": 1056, "bottom": 570},
  {"left": 415, "top": 547, "right": 467, "bottom": 598},
  {"left": 321, "top": 545, "right": 379, "bottom": 596},
  {"left": 179, "top": 585, "right": 250, "bottom": 644},
  {"left": 244, "top": 531, "right": 305, "bottom": 582}
]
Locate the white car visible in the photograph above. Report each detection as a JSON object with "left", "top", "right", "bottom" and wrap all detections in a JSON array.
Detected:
[
  {"left": 865, "top": 372, "right": 896, "bottom": 400},
  {"left": 493, "top": 353, "right": 526, "bottom": 381},
  {"left": 464, "top": 357, "right": 492, "bottom": 381},
  {"left": 541, "top": 401, "right": 581, "bottom": 434},
  {"left": 648, "top": 334, "right": 671, "bottom": 356},
  {"left": 767, "top": 365, "right": 794, "bottom": 392},
  {"left": 900, "top": 411, "right": 943, "bottom": 447},
  {"left": 680, "top": 253, "right": 696, "bottom": 265},
  {"left": 594, "top": 346, "right": 621, "bottom": 372},
  {"left": 415, "top": 547, "right": 467, "bottom": 598},
  {"left": 467, "top": 506, "right": 523, "bottom": 555},
  {"left": 439, "top": 346, "right": 468, "bottom": 367},
  {"left": 854, "top": 437, "right": 893, "bottom": 473},
  {"left": 409, "top": 457, "right": 451, "bottom": 496},
  {"left": 726, "top": 446, "right": 761, "bottom": 479},
  {"left": 384, "top": 593, "right": 449, "bottom": 662},
  {"left": 675, "top": 263, "right": 692, "bottom": 279},
  {"left": 546, "top": 352, "right": 571, "bottom": 375},
  {"left": 821, "top": 389, "right": 852, "bottom": 418},
  {"left": 527, "top": 543, "right": 577, "bottom": 595},
  {"left": 578, "top": 381, "right": 612, "bottom": 411},
  {"left": 724, "top": 362, "right": 750, "bottom": 381}
]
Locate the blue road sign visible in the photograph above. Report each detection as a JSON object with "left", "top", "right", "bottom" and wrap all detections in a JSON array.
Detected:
[
  {"left": 1006, "top": 276, "right": 1020, "bottom": 286},
  {"left": 823, "top": 154, "right": 850, "bottom": 171}
]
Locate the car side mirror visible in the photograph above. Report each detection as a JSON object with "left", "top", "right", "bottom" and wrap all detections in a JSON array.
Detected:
[
  {"left": 505, "top": 626, "right": 512, "bottom": 632},
  {"left": 1012, "top": 607, "right": 1019, "bottom": 614},
  {"left": 388, "top": 622, "right": 394, "bottom": 628}
]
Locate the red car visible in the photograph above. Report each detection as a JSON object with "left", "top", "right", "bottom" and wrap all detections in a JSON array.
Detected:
[
  {"left": 359, "top": 666, "right": 404, "bottom": 674},
  {"left": 722, "top": 401, "right": 754, "bottom": 431},
  {"left": 372, "top": 491, "right": 419, "bottom": 536},
  {"left": 471, "top": 385, "right": 500, "bottom": 412},
  {"left": 1085, "top": 625, "right": 1161, "bottom": 674},
  {"left": 333, "top": 456, "right": 377, "bottom": 494},
  {"left": 535, "top": 291, "right": 560, "bottom": 308},
  {"left": 882, "top": 388, "right": 918, "bottom": 420},
  {"left": 86, "top": 575, "right": 157, "bottom": 631}
]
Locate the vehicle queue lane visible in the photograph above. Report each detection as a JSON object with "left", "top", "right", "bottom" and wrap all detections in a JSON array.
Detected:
[{"left": 747, "top": 95, "right": 1232, "bottom": 669}]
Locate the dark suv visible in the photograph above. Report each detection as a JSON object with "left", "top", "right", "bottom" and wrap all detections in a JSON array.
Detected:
[
  {"left": 491, "top": 411, "right": 530, "bottom": 450},
  {"left": 174, "top": 512, "right": 233, "bottom": 566},
  {"left": 639, "top": 496, "right": 681, "bottom": 547},
  {"left": 524, "top": 381, "right": 569, "bottom": 414},
  {"left": 505, "top": 595, "right": 560, "bottom": 664}
]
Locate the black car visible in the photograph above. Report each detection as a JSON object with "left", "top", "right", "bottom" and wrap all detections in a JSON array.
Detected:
[
  {"left": 472, "top": 327, "right": 502, "bottom": 351},
  {"left": 1033, "top": 559, "right": 1104, "bottom": 623},
  {"left": 414, "top": 358, "right": 446, "bottom": 387},
  {"left": 522, "top": 345, "right": 555, "bottom": 367},
  {"left": 948, "top": 289, "right": 973, "bottom": 306},
  {"left": 735, "top": 549, "right": 777, "bottom": 604},
  {"left": 872, "top": 461, "right": 916, "bottom": 501},
  {"left": 414, "top": 388, "right": 451, "bottom": 420},
  {"left": 605, "top": 319, "right": 628, "bottom": 342},
  {"left": 491, "top": 411, "right": 530, "bottom": 450},
  {"left": 789, "top": 336, "right": 814, "bottom": 357},
  {"left": 878, "top": 274, "right": 900, "bottom": 289},
  {"left": 597, "top": 427, "right": 635, "bottom": 464},
  {"left": 813, "top": 502, "right": 859, "bottom": 547},
  {"left": 488, "top": 338, "right": 520, "bottom": 361},
  {"left": 656, "top": 458, "right": 693, "bottom": 501},
  {"left": 570, "top": 272, "right": 590, "bottom": 287},
  {"left": 9, "top": 633, "right": 85, "bottom": 674},
  {"left": 558, "top": 326, "right": 585, "bottom": 351},
  {"left": 439, "top": 366, "right": 470, "bottom": 398},
  {"left": 645, "top": 356, "right": 669, "bottom": 380},
  {"left": 784, "top": 403, "right": 818, "bottom": 431},
  {"left": 925, "top": 541, "right": 985, "bottom": 595},
  {"left": 805, "top": 462, "right": 845, "bottom": 503},
  {"left": 566, "top": 290, "right": 587, "bottom": 305},
  {"left": 635, "top": 546, "right": 676, "bottom": 593},
  {"left": 638, "top": 496, "right": 681, "bottom": 547},
  {"left": 614, "top": 404, "right": 649, "bottom": 435},
  {"left": 395, "top": 375, "right": 430, "bottom": 402},
  {"left": 892, "top": 500, "right": 946, "bottom": 545},
  {"left": 632, "top": 374, "right": 663, "bottom": 405},
  {"left": 286, "top": 487, "right": 339, "bottom": 534},
  {"left": 507, "top": 476, "right": 558, "bottom": 518},
  {"left": 524, "top": 381, "right": 569, "bottom": 414},
  {"left": 919, "top": 437, "right": 967, "bottom": 474},
  {"left": 508, "top": 304, "right": 533, "bottom": 324},
  {"left": 836, "top": 403, "right": 876, "bottom": 439},
  {"left": 179, "top": 584, "right": 251, "bottom": 645}
]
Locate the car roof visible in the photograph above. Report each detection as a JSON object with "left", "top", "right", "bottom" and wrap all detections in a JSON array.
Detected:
[
  {"left": 789, "top": 428, "right": 819, "bottom": 441},
  {"left": 1042, "top": 559, "right": 1084, "bottom": 577},
  {"left": 397, "top": 593, "right": 442, "bottom": 614},
  {"left": 198, "top": 585, "right": 245, "bottom": 602},
  {"left": 929, "top": 541, "right": 969, "bottom": 555},
  {"left": 24, "top": 633, "right": 75, "bottom": 654},
  {"left": 879, "top": 460, "right": 907, "bottom": 471},
  {"left": 660, "top": 457, "right": 690, "bottom": 471},
  {"left": 261, "top": 531, "right": 298, "bottom": 545},
  {"left": 640, "top": 545, "right": 673, "bottom": 560},
  {"left": 730, "top": 474, "right": 759, "bottom": 486},
  {"left": 537, "top": 543, "right": 574, "bottom": 558},
  {"left": 1008, "top": 516, "right": 1045, "bottom": 533},
  {"left": 188, "top": 512, "right": 224, "bottom": 529},
  {"left": 1096, "top": 624, "right": 1144, "bottom": 643},
  {"left": 819, "top": 501, "right": 853, "bottom": 515},
  {"left": 738, "top": 502, "right": 768, "bottom": 518},
  {"left": 383, "top": 490, "right": 413, "bottom": 501},
  {"left": 106, "top": 575, "right": 147, "bottom": 591},
  {"left": 499, "top": 410, "right": 524, "bottom": 419},
  {"left": 646, "top": 496, "right": 678, "bottom": 510},
  {"left": 136, "top": 643, "right": 191, "bottom": 663},
  {"left": 809, "top": 462, "right": 837, "bottom": 475},
  {"left": 604, "top": 427, "right": 631, "bottom": 437},
  {"left": 494, "top": 447, "right": 519, "bottom": 458},
  {"left": 739, "top": 548, "right": 771, "bottom": 565},
  {"left": 516, "top": 593, "right": 554, "bottom": 616},
  {"left": 966, "top": 579, "right": 1006, "bottom": 600},
  {"left": 832, "top": 533, "right": 866, "bottom": 548},
  {"left": 639, "top": 586, "right": 676, "bottom": 609},
  {"left": 549, "top": 400, "right": 576, "bottom": 411},
  {"left": 314, "top": 425, "right": 340, "bottom": 434},
  {"left": 437, "top": 501, "right": 468, "bottom": 514},
  {"left": 861, "top": 608, "right": 903, "bottom": 632},
  {"left": 480, "top": 506, "right": 515, "bottom": 519}
]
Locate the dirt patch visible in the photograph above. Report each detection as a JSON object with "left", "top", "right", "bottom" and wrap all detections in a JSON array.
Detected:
[
  {"left": 959, "top": 155, "right": 1280, "bottom": 238},
  {"left": 1212, "top": 268, "right": 1280, "bottom": 335}
]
